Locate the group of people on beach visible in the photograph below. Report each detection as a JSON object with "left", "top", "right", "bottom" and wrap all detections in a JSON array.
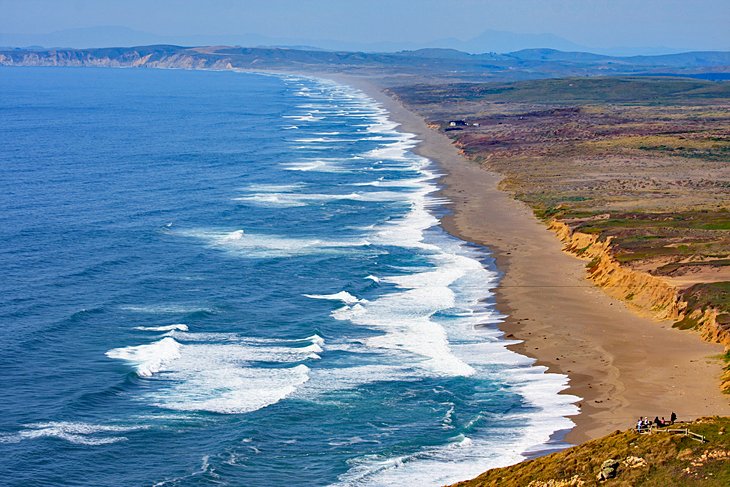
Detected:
[{"left": 636, "top": 412, "right": 677, "bottom": 431}]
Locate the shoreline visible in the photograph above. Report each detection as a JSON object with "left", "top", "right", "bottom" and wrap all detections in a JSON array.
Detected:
[
  {"left": 20, "top": 62, "right": 724, "bottom": 446},
  {"left": 56, "top": 63, "right": 728, "bottom": 446},
  {"left": 335, "top": 74, "right": 730, "bottom": 445}
]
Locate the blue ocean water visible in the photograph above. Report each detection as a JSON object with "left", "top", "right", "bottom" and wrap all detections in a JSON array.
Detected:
[{"left": 0, "top": 67, "right": 577, "bottom": 486}]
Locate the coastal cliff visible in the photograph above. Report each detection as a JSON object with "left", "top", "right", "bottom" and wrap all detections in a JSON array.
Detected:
[
  {"left": 549, "top": 220, "right": 684, "bottom": 321},
  {"left": 0, "top": 47, "right": 234, "bottom": 70},
  {"left": 549, "top": 220, "right": 730, "bottom": 390}
]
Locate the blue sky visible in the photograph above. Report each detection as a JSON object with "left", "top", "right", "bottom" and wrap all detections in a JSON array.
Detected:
[{"left": 1, "top": 0, "right": 728, "bottom": 52}]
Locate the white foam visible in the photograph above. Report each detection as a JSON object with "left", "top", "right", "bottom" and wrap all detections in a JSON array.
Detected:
[
  {"left": 0, "top": 422, "right": 148, "bottom": 446},
  {"left": 155, "top": 364, "right": 310, "bottom": 414},
  {"left": 334, "top": 435, "right": 511, "bottom": 487},
  {"left": 304, "top": 291, "right": 366, "bottom": 305},
  {"left": 176, "top": 228, "right": 368, "bottom": 258},
  {"left": 296, "top": 103, "right": 330, "bottom": 109},
  {"left": 294, "top": 137, "right": 355, "bottom": 143},
  {"left": 333, "top": 370, "right": 578, "bottom": 486},
  {"left": 164, "top": 332, "right": 324, "bottom": 349},
  {"left": 330, "top": 285, "right": 475, "bottom": 377},
  {"left": 106, "top": 337, "right": 182, "bottom": 377},
  {"left": 106, "top": 332, "right": 322, "bottom": 414},
  {"left": 241, "top": 183, "right": 305, "bottom": 193},
  {"left": 383, "top": 253, "right": 484, "bottom": 290},
  {"left": 120, "top": 305, "right": 214, "bottom": 314},
  {"left": 134, "top": 324, "right": 189, "bottom": 332},
  {"left": 352, "top": 177, "right": 430, "bottom": 188},
  {"left": 282, "top": 159, "right": 349, "bottom": 173},
  {"left": 234, "top": 191, "right": 410, "bottom": 208},
  {"left": 370, "top": 204, "right": 439, "bottom": 250},
  {"left": 306, "top": 334, "right": 326, "bottom": 346},
  {"left": 365, "top": 140, "right": 417, "bottom": 162},
  {"left": 282, "top": 113, "right": 324, "bottom": 122},
  {"left": 294, "top": 145, "right": 336, "bottom": 151},
  {"left": 365, "top": 116, "right": 401, "bottom": 134},
  {"left": 365, "top": 275, "right": 381, "bottom": 283},
  {"left": 222, "top": 229, "right": 244, "bottom": 241}
]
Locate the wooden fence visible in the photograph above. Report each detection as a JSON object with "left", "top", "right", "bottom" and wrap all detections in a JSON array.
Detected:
[{"left": 636, "top": 424, "right": 707, "bottom": 442}]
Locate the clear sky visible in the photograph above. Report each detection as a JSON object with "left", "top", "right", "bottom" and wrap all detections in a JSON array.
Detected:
[{"left": 1, "top": 0, "right": 728, "bottom": 51}]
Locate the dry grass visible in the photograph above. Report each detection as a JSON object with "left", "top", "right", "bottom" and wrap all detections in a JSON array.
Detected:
[{"left": 451, "top": 417, "right": 730, "bottom": 487}]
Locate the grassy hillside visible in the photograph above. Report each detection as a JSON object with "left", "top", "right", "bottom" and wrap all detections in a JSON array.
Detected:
[
  {"left": 451, "top": 417, "right": 730, "bottom": 486},
  {"left": 393, "top": 77, "right": 730, "bottom": 105}
]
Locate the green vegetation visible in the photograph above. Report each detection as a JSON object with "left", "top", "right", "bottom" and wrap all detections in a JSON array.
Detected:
[
  {"left": 683, "top": 282, "right": 730, "bottom": 311},
  {"left": 659, "top": 259, "right": 730, "bottom": 275},
  {"left": 587, "top": 134, "right": 730, "bottom": 162},
  {"left": 676, "top": 283, "right": 730, "bottom": 331},
  {"left": 703, "top": 222, "right": 730, "bottom": 231},
  {"left": 395, "top": 77, "right": 730, "bottom": 106},
  {"left": 723, "top": 351, "right": 730, "bottom": 394},
  {"left": 571, "top": 212, "right": 730, "bottom": 232},
  {"left": 537, "top": 211, "right": 730, "bottom": 269},
  {"left": 451, "top": 417, "right": 730, "bottom": 487},
  {"left": 639, "top": 145, "right": 730, "bottom": 162}
]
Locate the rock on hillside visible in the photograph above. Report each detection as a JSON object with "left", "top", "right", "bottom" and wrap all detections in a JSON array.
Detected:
[{"left": 450, "top": 417, "right": 730, "bottom": 486}]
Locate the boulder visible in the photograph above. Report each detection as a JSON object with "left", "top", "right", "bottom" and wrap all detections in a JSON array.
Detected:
[
  {"left": 596, "top": 458, "right": 620, "bottom": 481},
  {"left": 622, "top": 456, "right": 648, "bottom": 469}
]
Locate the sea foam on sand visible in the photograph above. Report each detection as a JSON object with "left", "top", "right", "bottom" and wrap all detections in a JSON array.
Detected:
[{"left": 288, "top": 78, "right": 579, "bottom": 485}]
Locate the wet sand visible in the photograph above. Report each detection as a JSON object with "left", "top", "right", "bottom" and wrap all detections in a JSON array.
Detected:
[{"left": 339, "top": 75, "right": 730, "bottom": 444}]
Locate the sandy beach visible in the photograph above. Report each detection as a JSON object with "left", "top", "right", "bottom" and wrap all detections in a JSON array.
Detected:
[{"left": 339, "top": 75, "right": 730, "bottom": 444}]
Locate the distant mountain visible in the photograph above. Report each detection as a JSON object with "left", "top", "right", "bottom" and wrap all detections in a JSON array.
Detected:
[
  {"left": 507, "top": 48, "right": 611, "bottom": 62},
  {"left": 624, "top": 51, "right": 730, "bottom": 67},
  {"left": 429, "top": 29, "right": 586, "bottom": 54},
  {"left": 506, "top": 48, "right": 730, "bottom": 67},
  {"left": 0, "top": 26, "right": 705, "bottom": 56},
  {"left": 392, "top": 48, "right": 485, "bottom": 60},
  {"left": 1, "top": 45, "right": 728, "bottom": 84},
  {"left": 0, "top": 26, "right": 320, "bottom": 51}
]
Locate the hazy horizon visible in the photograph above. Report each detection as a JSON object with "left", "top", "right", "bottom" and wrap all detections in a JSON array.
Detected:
[{"left": 1, "top": 0, "right": 729, "bottom": 55}]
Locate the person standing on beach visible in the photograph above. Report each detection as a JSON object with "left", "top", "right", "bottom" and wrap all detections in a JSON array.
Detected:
[{"left": 671, "top": 412, "right": 677, "bottom": 424}]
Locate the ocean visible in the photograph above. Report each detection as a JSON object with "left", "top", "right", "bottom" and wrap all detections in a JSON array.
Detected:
[{"left": 0, "top": 67, "right": 577, "bottom": 486}]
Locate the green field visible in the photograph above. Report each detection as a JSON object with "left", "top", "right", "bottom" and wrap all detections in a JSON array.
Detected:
[{"left": 393, "top": 76, "right": 730, "bottom": 105}]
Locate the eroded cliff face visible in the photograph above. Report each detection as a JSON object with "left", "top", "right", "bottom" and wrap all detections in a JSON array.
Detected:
[
  {"left": 548, "top": 220, "right": 730, "bottom": 351},
  {"left": 0, "top": 50, "right": 235, "bottom": 70}
]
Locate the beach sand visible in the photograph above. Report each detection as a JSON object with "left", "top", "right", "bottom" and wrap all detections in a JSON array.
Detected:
[{"left": 338, "top": 75, "right": 730, "bottom": 444}]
